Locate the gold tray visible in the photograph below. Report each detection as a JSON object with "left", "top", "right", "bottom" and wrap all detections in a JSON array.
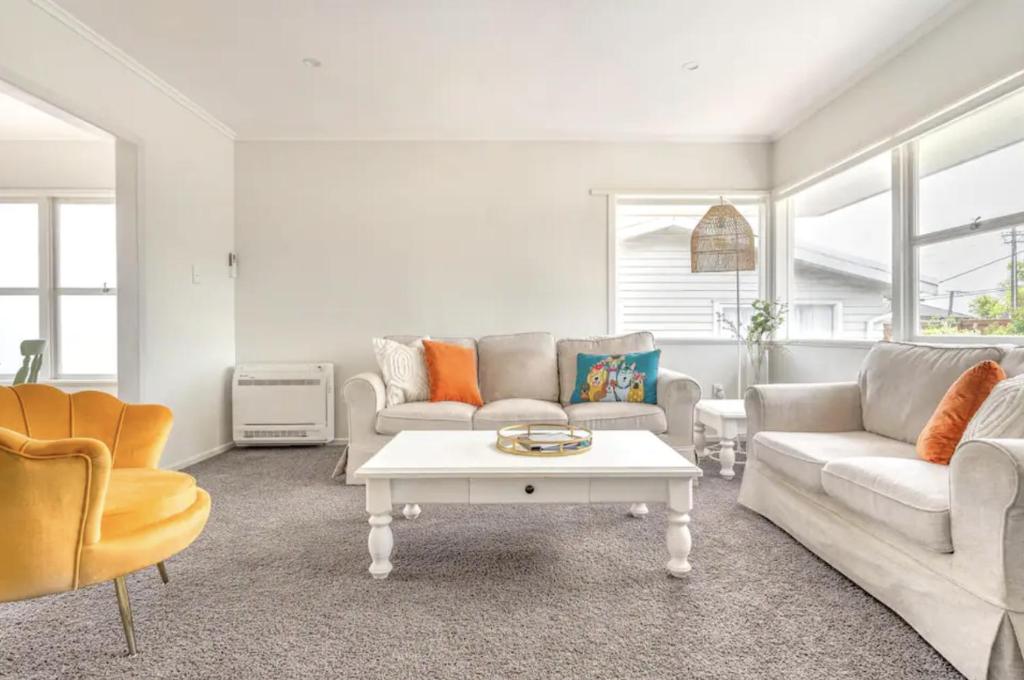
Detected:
[{"left": 496, "top": 423, "right": 593, "bottom": 457}]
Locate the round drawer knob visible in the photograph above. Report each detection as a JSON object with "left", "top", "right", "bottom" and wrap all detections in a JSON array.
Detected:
[{"left": 524, "top": 484, "right": 535, "bottom": 495}]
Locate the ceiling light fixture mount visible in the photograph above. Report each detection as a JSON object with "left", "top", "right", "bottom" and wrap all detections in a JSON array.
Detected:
[
  {"left": 302, "top": 57, "right": 322, "bottom": 68},
  {"left": 681, "top": 61, "right": 700, "bottom": 72}
]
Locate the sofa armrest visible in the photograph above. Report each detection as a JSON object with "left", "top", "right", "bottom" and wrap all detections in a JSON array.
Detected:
[
  {"left": 657, "top": 368, "right": 701, "bottom": 448},
  {"left": 343, "top": 373, "right": 386, "bottom": 444},
  {"left": 744, "top": 382, "right": 862, "bottom": 438},
  {"left": 950, "top": 438, "right": 1024, "bottom": 609}
]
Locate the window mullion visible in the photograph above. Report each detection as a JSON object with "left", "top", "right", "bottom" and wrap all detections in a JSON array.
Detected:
[{"left": 37, "top": 197, "right": 56, "bottom": 380}]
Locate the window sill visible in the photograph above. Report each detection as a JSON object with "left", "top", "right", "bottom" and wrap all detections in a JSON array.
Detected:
[
  {"left": 778, "top": 339, "right": 878, "bottom": 349},
  {"left": 653, "top": 337, "right": 745, "bottom": 346},
  {"left": 0, "top": 378, "right": 119, "bottom": 388}
]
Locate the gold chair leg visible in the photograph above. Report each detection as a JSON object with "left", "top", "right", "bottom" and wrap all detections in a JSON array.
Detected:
[
  {"left": 113, "top": 576, "right": 138, "bottom": 656},
  {"left": 156, "top": 561, "right": 169, "bottom": 584}
]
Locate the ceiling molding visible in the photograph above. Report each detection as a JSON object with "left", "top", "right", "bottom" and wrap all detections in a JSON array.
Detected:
[{"left": 30, "top": 0, "right": 236, "bottom": 140}]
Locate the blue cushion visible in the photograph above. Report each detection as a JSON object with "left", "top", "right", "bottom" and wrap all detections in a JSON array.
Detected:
[{"left": 571, "top": 350, "right": 661, "bottom": 405}]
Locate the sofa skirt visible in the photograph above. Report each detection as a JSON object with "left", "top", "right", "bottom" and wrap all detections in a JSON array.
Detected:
[{"left": 738, "top": 459, "right": 1024, "bottom": 680}]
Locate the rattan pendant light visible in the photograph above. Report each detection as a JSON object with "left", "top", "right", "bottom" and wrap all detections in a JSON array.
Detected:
[{"left": 691, "top": 200, "right": 757, "bottom": 397}]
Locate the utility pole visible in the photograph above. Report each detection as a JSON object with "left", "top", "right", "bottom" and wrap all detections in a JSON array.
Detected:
[
  {"left": 1012, "top": 227, "right": 1018, "bottom": 313},
  {"left": 1001, "top": 227, "right": 1020, "bottom": 317}
]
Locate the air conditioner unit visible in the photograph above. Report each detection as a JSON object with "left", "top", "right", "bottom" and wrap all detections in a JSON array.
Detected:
[{"left": 232, "top": 363, "right": 335, "bottom": 446}]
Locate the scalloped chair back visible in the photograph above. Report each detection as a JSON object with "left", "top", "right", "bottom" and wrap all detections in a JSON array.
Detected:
[{"left": 0, "top": 384, "right": 172, "bottom": 469}]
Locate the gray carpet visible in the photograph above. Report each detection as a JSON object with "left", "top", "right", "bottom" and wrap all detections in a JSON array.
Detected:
[{"left": 0, "top": 447, "right": 962, "bottom": 679}]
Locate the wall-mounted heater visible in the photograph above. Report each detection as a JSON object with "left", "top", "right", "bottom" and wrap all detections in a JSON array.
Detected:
[{"left": 232, "top": 363, "right": 335, "bottom": 446}]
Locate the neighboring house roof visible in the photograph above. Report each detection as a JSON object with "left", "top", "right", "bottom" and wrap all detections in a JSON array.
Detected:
[{"left": 795, "top": 245, "right": 940, "bottom": 296}]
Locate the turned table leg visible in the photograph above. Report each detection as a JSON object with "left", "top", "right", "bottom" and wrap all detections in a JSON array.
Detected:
[
  {"left": 402, "top": 503, "right": 421, "bottom": 520},
  {"left": 719, "top": 437, "right": 737, "bottom": 480},
  {"left": 666, "top": 479, "right": 694, "bottom": 577},
  {"left": 694, "top": 422, "right": 706, "bottom": 463},
  {"left": 366, "top": 479, "right": 394, "bottom": 579},
  {"left": 368, "top": 514, "right": 393, "bottom": 579},
  {"left": 629, "top": 502, "right": 649, "bottom": 518}
]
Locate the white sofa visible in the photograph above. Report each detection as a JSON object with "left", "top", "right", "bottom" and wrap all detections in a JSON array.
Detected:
[
  {"left": 339, "top": 331, "right": 700, "bottom": 484},
  {"left": 739, "top": 341, "right": 1024, "bottom": 680}
]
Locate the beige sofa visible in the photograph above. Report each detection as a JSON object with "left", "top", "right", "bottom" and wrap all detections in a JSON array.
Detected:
[
  {"left": 739, "top": 341, "right": 1024, "bottom": 680},
  {"left": 340, "top": 331, "right": 700, "bottom": 484}
]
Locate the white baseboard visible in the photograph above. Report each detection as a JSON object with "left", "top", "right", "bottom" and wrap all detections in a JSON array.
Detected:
[
  {"left": 168, "top": 442, "right": 234, "bottom": 471},
  {"left": 330, "top": 437, "right": 349, "bottom": 447}
]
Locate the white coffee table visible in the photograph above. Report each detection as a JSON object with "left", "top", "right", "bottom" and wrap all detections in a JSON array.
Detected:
[
  {"left": 355, "top": 430, "right": 702, "bottom": 579},
  {"left": 694, "top": 399, "right": 747, "bottom": 480}
]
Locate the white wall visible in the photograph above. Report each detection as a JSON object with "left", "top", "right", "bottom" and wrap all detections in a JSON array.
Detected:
[
  {"left": 235, "top": 141, "right": 770, "bottom": 434},
  {"left": 773, "top": 0, "right": 1024, "bottom": 189},
  {"left": 0, "top": 139, "right": 113, "bottom": 189},
  {"left": 0, "top": 1, "right": 235, "bottom": 468}
]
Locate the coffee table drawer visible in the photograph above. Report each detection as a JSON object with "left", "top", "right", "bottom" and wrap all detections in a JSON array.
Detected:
[{"left": 469, "top": 478, "right": 589, "bottom": 503}]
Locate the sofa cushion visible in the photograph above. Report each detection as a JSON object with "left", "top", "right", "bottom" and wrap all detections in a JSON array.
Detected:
[
  {"left": 964, "top": 373, "right": 1024, "bottom": 440},
  {"left": 477, "top": 333, "right": 558, "bottom": 403},
  {"left": 556, "top": 332, "right": 655, "bottom": 404},
  {"left": 472, "top": 398, "right": 567, "bottom": 430},
  {"left": 102, "top": 468, "right": 198, "bottom": 538},
  {"left": 372, "top": 336, "right": 430, "bottom": 406},
  {"left": 563, "top": 402, "right": 667, "bottom": 433},
  {"left": 422, "top": 340, "right": 483, "bottom": 406},
  {"left": 821, "top": 458, "right": 952, "bottom": 553},
  {"left": 917, "top": 360, "right": 1006, "bottom": 464},
  {"left": 376, "top": 401, "right": 476, "bottom": 435},
  {"left": 752, "top": 430, "right": 917, "bottom": 494},
  {"left": 1000, "top": 345, "right": 1024, "bottom": 378},
  {"left": 859, "top": 341, "right": 1005, "bottom": 444}
]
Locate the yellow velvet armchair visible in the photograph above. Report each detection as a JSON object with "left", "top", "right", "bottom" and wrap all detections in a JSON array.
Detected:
[{"left": 0, "top": 384, "right": 211, "bottom": 655}]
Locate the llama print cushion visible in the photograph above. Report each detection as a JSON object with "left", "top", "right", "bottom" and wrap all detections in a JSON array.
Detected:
[{"left": 571, "top": 350, "right": 661, "bottom": 405}]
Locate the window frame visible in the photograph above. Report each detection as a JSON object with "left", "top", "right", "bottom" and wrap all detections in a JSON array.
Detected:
[
  {"left": 0, "top": 191, "right": 117, "bottom": 382},
  {"left": 604, "top": 191, "right": 771, "bottom": 343},
  {"left": 773, "top": 81, "right": 1024, "bottom": 346}
]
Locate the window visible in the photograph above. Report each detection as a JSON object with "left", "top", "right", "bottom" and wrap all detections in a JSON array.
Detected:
[
  {"left": 782, "top": 152, "right": 893, "bottom": 341},
  {"left": 715, "top": 303, "right": 754, "bottom": 336},
  {"left": 914, "top": 88, "right": 1024, "bottom": 337},
  {"left": 612, "top": 196, "right": 765, "bottom": 339},
  {"left": 774, "top": 84, "right": 1024, "bottom": 343},
  {"left": 791, "top": 303, "right": 840, "bottom": 339},
  {"left": 0, "top": 197, "right": 116, "bottom": 379}
]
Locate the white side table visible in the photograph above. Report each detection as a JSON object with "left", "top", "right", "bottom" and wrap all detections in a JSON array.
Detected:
[{"left": 694, "top": 399, "right": 747, "bottom": 480}]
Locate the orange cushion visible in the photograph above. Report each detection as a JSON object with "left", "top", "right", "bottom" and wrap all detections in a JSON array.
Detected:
[
  {"left": 422, "top": 340, "right": 483, "bottom": 407},
  {"left": 917, "top": 360, "right": 1005, "bottom": 465},
  {"left": 102, "top": 468, "right": 198, "bottom": 538}
]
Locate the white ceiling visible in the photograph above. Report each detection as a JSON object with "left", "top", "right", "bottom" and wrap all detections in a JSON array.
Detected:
[
  {"left": 0, "top": 90, "right": 101, "bottom": 140},
  {"left": 55, "top": 0, "right": 964, "bottom": 141}
]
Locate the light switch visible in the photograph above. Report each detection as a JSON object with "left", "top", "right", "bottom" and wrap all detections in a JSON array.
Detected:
[{"left": 192, "top": 265, "right": 201, "bottom": 284}]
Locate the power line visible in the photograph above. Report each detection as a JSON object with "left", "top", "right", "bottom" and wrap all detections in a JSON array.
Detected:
[{"left": 936, "top": 252, "right": 1011, "bottom": 283}]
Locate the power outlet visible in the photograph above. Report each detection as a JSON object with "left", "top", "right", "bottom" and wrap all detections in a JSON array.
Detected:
[{"left": 192, "top": 265, "right": 201, "bottom": 285}]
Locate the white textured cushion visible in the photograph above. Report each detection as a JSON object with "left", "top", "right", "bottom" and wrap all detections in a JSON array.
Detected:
[
  {"left": 477, "top": 333, "right": 559, "bottom": 403},
  {"left": 859, "top": 341, "right": 1005, "bottom": 444},
  {"left": 563, "top": 402, "right": 667, "bottom": 433},
  {"left": 752, "top": 430, "right": 917, "bottom": 494},
  {"left": 472, "top": 399, "right": 567, "bottom": 430},
  {"left": 556, "top": 332, "right": 655, "bottom": 404},
  {"left": 372, "top": 337, "right": 430, "bottom": 407},
  {"left": 821, "top": 457, "right": 952, "bottom": 553},
  {"left": 375, "top": 401, "right": 476, "bottom": 435},
  {"left": 963, "top": 373, "right": 1024, "bottom": 440}
]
